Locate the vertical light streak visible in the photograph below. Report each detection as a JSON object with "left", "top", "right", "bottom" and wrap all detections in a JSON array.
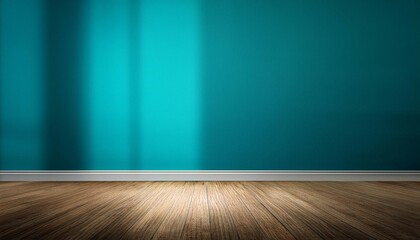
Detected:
[{"left": 140, "top": 0, "right": 201, "bottom": 169}]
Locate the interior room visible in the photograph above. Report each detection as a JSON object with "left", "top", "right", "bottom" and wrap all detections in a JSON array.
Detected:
[{"left": 0, "top": 0, "right": 419, "bottom": 239}]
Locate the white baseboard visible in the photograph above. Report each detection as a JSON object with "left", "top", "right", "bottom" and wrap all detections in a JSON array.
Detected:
[{"left": 0, "top": 171, "right": 419, "bottom": 181}]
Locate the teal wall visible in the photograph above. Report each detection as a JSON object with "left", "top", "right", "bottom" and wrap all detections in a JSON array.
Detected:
[{"left": 1, "top": 0, "right": 419, "bottom": 170}]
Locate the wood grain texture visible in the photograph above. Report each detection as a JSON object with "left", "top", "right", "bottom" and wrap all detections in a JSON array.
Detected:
[{"left": 0, "top": 182, "right": 419, "bottom": 240}]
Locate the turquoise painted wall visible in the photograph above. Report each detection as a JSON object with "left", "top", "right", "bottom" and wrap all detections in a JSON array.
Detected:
[{"left": 1, "top": 0, "right": 419, "bottom": 170}]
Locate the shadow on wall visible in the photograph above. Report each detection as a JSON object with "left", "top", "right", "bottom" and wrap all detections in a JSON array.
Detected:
[
  {"left": 1, "top": 0, "right": 202, "bottom": 170},
  {"left": 0, "top": 0, "right": 86, "bottom": 170},
  {"left": 201, "top": 0, "right": 420, "bottom": 170},
  {"left": 44, "top": 0, "right": 86, "bottom": 170},
  {"left": 1, "top": 0, "right": 47, "bottom": 170}
]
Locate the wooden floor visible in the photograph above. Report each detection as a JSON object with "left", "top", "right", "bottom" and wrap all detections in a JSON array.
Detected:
[{"left": 0, "top": 182, "right": 419, "bottom": 239}]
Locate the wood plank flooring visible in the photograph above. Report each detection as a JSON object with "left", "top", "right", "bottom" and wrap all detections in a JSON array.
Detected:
[{"left": 0, "top": 182, "right": 419, "bottom": 239}]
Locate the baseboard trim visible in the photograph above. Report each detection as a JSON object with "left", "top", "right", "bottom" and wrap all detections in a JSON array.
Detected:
[{"left": 0, "top": 171, "right": 419, "bottom": 181}]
